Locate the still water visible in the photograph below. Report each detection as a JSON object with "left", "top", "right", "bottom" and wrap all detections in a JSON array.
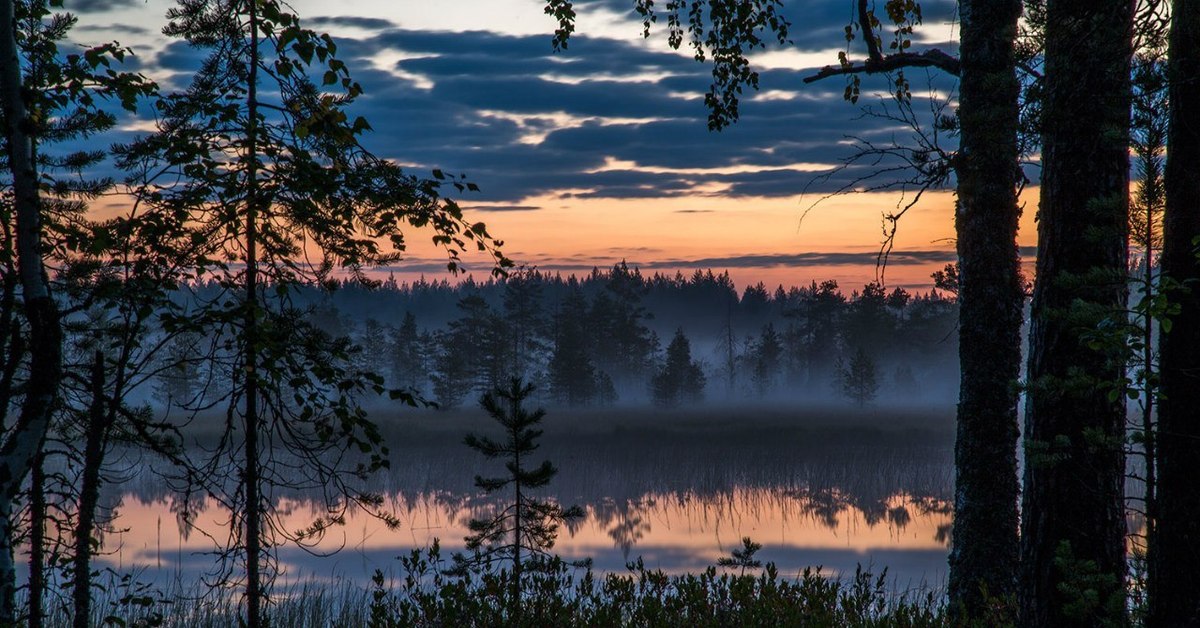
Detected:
[{"left": 94, "top": 406, "right": 954, "bottom": 592}]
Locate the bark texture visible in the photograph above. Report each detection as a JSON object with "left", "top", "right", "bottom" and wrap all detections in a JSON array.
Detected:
[
  {"left": 1020, "top": 1, "right": 1134, "bottom": 626},
  {"left": 947, "top": 0, "right": 1024, "bottom": 618},
  {"left": 0, "top": 0, "right": 61, "bottom": 622},
  {"left": 1149, "top": 1, "right": 1200, "bottom": 625}
]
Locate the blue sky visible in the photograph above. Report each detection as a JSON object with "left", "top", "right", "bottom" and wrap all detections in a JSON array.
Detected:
[{"left": 71, "top": 0, "right": 1004, "bottom": 290}]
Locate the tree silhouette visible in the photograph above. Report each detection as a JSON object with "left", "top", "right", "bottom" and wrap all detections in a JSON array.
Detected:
[
  {"left": 549, "top": 285, "right": 596, "bottom": 406},
  {"left": 390, "top": 311, "right": 426, "bottom": 395},
  {"left": 751, "top": 323, "right": 782, "bottom": 396},
  {"left": 651, "top": 328, "right": 706, "bottom": 407},
  {"left": 1149, "top": 0, "right": 1200, "bottom": 622},
  {"left": 118, "top": 1, "right": 508, "bottom": 622},
  {"left": 1021, "top": 0, "right": 1134, "bottom": 623},
  {"left": 0, "top": 1, "right": 153, "bottom": 620},
  {"left": 717, "top": 537, "right": 764, "bottom": 576},
  {"left": 837, "top": 347, "right": 879, "bottom": 408},
  {"left": 453, "top": 379, "right": 584, "bottom": 610}
]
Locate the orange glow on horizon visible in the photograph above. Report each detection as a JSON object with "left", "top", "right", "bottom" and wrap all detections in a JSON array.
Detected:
[{"left": 86, "top": 185, "right": 1041, "bottom": 293}]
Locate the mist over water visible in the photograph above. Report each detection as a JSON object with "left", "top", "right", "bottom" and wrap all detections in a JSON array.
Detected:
[{"left": 87, "top": 405, "right": 955, "bottom": 593}]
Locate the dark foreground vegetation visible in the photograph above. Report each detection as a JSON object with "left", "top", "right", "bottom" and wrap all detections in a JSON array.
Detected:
[
  {"left": 44, "top": 553, "right": 954, "bottom": 628},
  {"left": 370, "top": 549, "right": 952, "bottom": 628}
]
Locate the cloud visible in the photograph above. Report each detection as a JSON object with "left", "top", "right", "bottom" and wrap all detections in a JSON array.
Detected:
[
  {"left": 66, "top": 0, "right": 138, "bottom": 12},
  {"left": 378, "top": 248, "right": 972, "bottom": 278},
  {"left": 74, "top": 23, "right": 151, "bottom": 36},
  {"left": 648, "top": 250, "right": 961, "bottom": 269},
  {"left": 308, "top": 16, "right": 397, "bottom": 30},
  {"left": 462, "top": 204, "right": 542, "bottom": 212},
  {"left": 123, "top": 12, "right": 966, "bottom": 205}
]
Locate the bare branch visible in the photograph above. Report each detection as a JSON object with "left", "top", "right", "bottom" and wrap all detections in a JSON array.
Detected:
[{"left": 804, "top": 48, "right": 960, "bottom": 83}]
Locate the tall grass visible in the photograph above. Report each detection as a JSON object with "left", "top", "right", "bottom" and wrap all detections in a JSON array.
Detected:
[
  {"left": 366, "top": 543, "right": 949, "bottom": 628},
  {"left": 35, "top": 547, "right": 952, "bottom": 627}
]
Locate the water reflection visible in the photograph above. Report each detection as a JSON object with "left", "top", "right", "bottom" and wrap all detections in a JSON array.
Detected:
[{"left": 95, "top": 407, "right": 955, "bottom": 590}]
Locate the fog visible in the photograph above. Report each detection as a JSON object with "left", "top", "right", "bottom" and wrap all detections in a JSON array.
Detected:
[{"left": 151, "top": 263, "right": 962, "bottom": 415}]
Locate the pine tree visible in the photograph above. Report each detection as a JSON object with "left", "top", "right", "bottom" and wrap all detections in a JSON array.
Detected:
[
  {"left": 358, "top": 318, "right": 392, "bottom": 384},
  {"left": 590, "top": 262, "right": 657, "bottom": 391},
  {"left": 503, "top": 268, "right": 547, "bottom": 381},
  {"left": 453, "top": 379, "right": 584, "bottom": 610}
]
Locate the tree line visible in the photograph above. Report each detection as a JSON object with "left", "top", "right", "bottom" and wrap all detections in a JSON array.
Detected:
[{"left": 155, "top": 264, "right": 958, "bottom": 409}]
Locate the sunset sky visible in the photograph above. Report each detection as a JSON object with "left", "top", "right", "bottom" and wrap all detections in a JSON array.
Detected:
[{"left": 74, "top": 0, "right": 1039, "bottom": 291}]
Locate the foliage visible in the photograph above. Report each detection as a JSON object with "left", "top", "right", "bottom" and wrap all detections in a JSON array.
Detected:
[
  {"left": 543, "top": 0, "right": 790, "bottom": 130},
  {"left": 451, "top": 379, "right": 585, "bottom": 598},
  {"left": 109, "top": 0, "right": 509, "bottom": 622}
]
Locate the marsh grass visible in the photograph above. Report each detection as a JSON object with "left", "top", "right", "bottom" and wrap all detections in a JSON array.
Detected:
[
  {"left": 37, "top": 578, "right": 373, "bottom": 627},
  {"left": 367, "top": 543, "right": 947, "bottom": 628},
  {"left": 34, "top": 547, "right": 950, "bottom": 627}
]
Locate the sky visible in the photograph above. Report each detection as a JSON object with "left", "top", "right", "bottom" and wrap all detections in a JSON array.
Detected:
[{"left": 71, "top": 0, "right": 1039, "bottom": 292}]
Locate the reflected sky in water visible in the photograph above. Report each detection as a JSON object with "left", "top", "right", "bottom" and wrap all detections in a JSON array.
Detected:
[{"left": 92, "top": 406, "right": 955, "bottom": 592}]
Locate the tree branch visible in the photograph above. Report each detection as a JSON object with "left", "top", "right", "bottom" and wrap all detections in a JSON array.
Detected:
[
  {"left": 804, "top": 48, "right": 961, "bottom": 83},
  {"left": 858, "top": 0, "right": 883, "bottom": 62}
]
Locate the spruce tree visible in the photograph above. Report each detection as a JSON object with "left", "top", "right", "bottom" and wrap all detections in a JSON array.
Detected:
[
  {"left": 549, "top": 286, "right": 596, "bottom": 405},
  {"left": 651, "top": 328, "right": 706, "bottom": 407},
  {"left": 751, "top": 323, "right": 782, "bottom": 396}
]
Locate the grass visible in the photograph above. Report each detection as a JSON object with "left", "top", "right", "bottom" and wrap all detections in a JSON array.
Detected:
[{"left": 48, "top": 545, "right": 951, "bottom": 627}]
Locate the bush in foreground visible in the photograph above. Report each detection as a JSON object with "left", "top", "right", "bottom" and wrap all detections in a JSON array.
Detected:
[{"left": 368, "top": 542, "right": 946, "bottom": 628}]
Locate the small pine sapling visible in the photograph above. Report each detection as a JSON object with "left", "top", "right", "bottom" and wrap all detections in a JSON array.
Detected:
[
  {"left": 452, "top": 378, "right": 585, "bottom": 606},
  {"left": 717, "top": 536, "right": 764, "bottom": 576}
]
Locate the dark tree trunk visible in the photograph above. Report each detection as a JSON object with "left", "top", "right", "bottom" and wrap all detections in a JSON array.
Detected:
[
  {"left": 243, "top": 0, "right": 264, "bottom": 625},
  {"left": 1020, "top": 1, "right": 1134, "bottom": 626},
  {"left": 27, "top": 450, "right": 45, "bottom": 628},
  {"left": 1148, "top": 1, "right": 1200, "bottom": 625},
  {"left": 0, "top": 0, "right": 61, "bottom": 622},
  {"left": 947, "top": 0, "right": 1024, "bottom": 619},
  {"left": 73, "top": 351, "right": 109, "bottom": 628}
]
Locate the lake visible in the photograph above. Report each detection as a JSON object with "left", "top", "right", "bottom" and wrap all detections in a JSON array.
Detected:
[{"left": 90, "top": 405, "right": 955, "bottom": 595}]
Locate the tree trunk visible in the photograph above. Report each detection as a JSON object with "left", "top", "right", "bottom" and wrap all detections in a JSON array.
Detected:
[
  {"left": 243, "top": 0, "right": 264, "bottom": 624},
  {"left": 73, "top": 351, "right": 109, "bottom": 628},
  {"left": 1020, "top": 1, "right": 1133, "bottom": 626},
  {"left": 947, "top": 0, "right": 1024, "bottom": 619},
  {"left": 1148, "top": 1, "right": 1200, "bottom": 624},
  {"left": 27, "top": 450, "right": 45, "bottom": 628},
  {"left": 0, "top": 0, "right": 61, "bottom": 622}
]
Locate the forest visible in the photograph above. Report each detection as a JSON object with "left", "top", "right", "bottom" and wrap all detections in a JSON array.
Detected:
[
  {"left": 157, "top": 265, "right": 958, "bottom": 410},
  {"left": 0, "top": 0, "right": 1197, "bottom": 626}
]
